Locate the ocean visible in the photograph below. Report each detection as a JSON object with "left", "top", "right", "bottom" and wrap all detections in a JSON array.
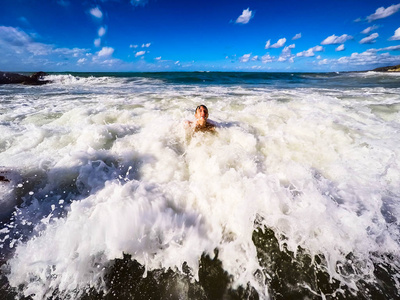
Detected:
[{"left": 0, "top": 71, "right": 399, "bottom": 299}]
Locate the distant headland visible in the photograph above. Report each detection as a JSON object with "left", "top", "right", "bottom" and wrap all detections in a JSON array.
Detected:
[{"left": 371, "top": 64, "right": 400, "bottom": 72}]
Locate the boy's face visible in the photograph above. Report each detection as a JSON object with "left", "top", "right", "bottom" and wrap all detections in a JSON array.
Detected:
[{"left": 195, "top": 106, "right": 208, "bottom": 120}]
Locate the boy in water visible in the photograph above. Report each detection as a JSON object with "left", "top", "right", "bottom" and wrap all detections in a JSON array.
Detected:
[{"left": 186, "top": 105, "right": 216, "bottom": 132}]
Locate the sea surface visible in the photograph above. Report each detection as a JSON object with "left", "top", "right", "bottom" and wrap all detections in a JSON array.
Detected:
[{"left": 0, "top": 71, "right": 399, "bottom": 299}]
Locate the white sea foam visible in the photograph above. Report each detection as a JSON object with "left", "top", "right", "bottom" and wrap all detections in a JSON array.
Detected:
[{"left": 1, "top": 75, "right": 400, "bottom": 298}]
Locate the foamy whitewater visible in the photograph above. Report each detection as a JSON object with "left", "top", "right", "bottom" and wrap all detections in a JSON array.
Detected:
[{"left": 0, "top": 72, "right": 399, "bottom": 299}]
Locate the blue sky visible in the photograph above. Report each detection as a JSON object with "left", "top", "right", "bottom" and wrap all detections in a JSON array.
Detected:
[{"left": 1, "top": 0, "right": 400, "bottom": 72}]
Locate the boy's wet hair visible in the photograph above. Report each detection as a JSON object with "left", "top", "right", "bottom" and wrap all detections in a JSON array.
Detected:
[{"left": 195, "top": 104, "right": 208, "bottom": 113}]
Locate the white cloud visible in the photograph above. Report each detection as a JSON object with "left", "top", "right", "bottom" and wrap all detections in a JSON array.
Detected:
[
  {"left": 360, "top": 33, "right": 378, "bottom": 44},
  {"left": 297, "top": 49, "right": 314, "bottom": 57},
  {"left": 91, "top": 57, "right": 120, "bottom": 67},
  {"left": 321, "top": 34, "right": 353, "bottom": 45},
  {"left": 261, "top": 54, "right": 273, "bottom": 63},
  {"left": 318, "top": 59, "right": 329, "bottom": 65},
  {"left": 0, "top": 26, "right": 32, "bottom": 46},
  {"left": 273, "top": 38, "right": 286, "bottom": 48},
  {"left": 292, "top": 33, "right": 301, "bottom": 40},
  {"left": 94, "top": 38, "right": 101, "bottom": 47},
  {"left": 313, "top": 45, "right": 323, "bottom": 52},
  {"left": 324, "top": 47, "right": 400, "bottom": 71},
  {"left": 251, "top": 55, "right": 259, "bottom": 61},
  {"left": 336, "top": 44, "right": 345, "bottom": 51},
  {"left": 377, "top": 45, "right": 400, "bottom": 51},
  {"left": 361, "top": 25, "right": 379, "bottom": 34},
  {"left": 338, "top": 52, "right": 368, "bottom": 65},
  {"left": 239, "top": 53, "right": 251, "bottom": 62},
  {"left": 389, "top": 27, "right": 400, "bottom": 41},
  {"left": 366, "top": 4, "right": 400, "bottom": 22},
  {"left": 135, "top": 50, "right": 146, "bottom": 57},
  {"left": 281, "top": 44, "right": 295, "bottom": 54},
  {"left": 336, "top": 49, "right": 400, "bottom": 67},
  {"left": 266, "top": 38, "right": 286, "bottom": 49},
  {"left": 98, "top": 46, "right": 114, "bottom": 57},
  {"left": 361, "top": 45, "right": 400, "bottom": 53},
  {"left": 0, "top": 26, "right": 92, "bottom": 70},
  {"left": 0, "top": 26, "right": 88, "bottom": 58},
  {"left": 90, "top": 7, "right": 103, "bottom": 19},
  {"left": 296, "top": 45, "right": 323, "bottom": 57},
  {"left": 130, "top": 44, "right": 138, "bottom": 48},
  {"left": 77, "top": 58, "right": 87, "bottom": 64},
  {"left": 235, "top": 8, "right": 253, "bottom": 24},
  {"left": 26, "top": 43, "right": 52, "bottom": 55},
  {"left": 155, "top": 56, "right": 161, "bottom": 60},
  {"left": 55, "top": 47, "right": 89, "bottom": 57},
  {"left": 142, "top": 43, "right": 151, "bottom": 48},
  {"left": 98, "top": 26, "right": 106, "bottom": 37},
  {"left": 279, "top": 44, "right": 295, "bottom": 62}
]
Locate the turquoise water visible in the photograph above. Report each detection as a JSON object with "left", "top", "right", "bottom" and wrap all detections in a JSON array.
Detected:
[{"left": 0, "top": 72, "right": 400, "bottom": 299}]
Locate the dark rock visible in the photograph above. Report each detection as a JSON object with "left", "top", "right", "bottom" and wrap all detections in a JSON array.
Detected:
[
  {"left": 0, "top": 176, "right": 10, "bottom": 182},
  {"left": 0, "top": 72, "right": 26, "bottom": 84},
  {"left": 0, "top": 71, "right": 51, "bottom": 85},
  {"left": 0, "top": 168, "right": 22, "bottom": 222}
]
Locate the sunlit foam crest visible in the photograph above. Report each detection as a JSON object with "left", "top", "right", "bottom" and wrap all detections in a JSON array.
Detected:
[{"left": 45, "top": 74, "right": 165, "bottom": 88}]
